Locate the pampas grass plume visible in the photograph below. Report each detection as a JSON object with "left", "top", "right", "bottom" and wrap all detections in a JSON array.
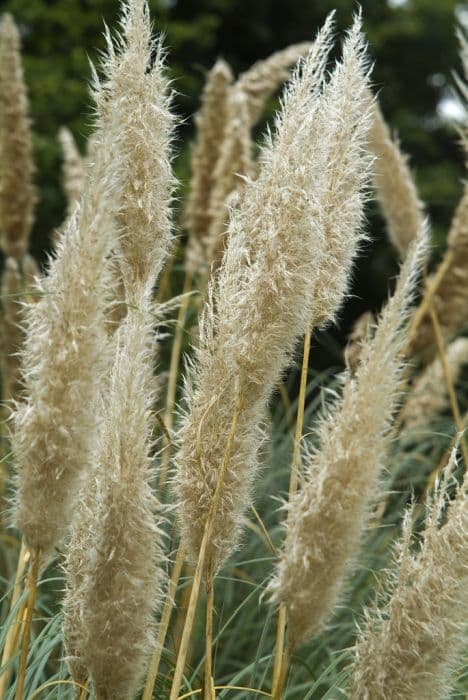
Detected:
[
  {"left": 402, "top": 336, "right": 468, "bottom": 431},
  {"left": 11, "top": 35, "right": 129, "bottom": 556},
  {"left": 348, "top": 449, "right": 468, "bottom": 700},
  {"left": 185, "top": 59, "right": 233, "bottom": 276},
  {"left": 175, "top": 15, "right": 372, "bottom": 572},
  {"left": 59, "top": 126, "right": 86, "bottom": 218},
  {"left": 369, "top": 101, "right": 424, "bottom": 256},
  {"left": 0, "top": 13, "right": 36, "bottom": 260},
  {"left": 63, "top": 2, "right": 175, "bottom": 695},
  {"left": 64, "top": 305, "right": 166, "bottom": 700},
  {"left": 268, "top": 224, "right": 428, "bottom": 647}
]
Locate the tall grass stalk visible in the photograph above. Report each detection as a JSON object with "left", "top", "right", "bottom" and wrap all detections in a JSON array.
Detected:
[
  {"left": 142, "top": 543, "right": 186, "bottom": 700},
  {"left": 159, "top": 271, "right": 193, "bottom": 490},
  {"left": 170, "top": 397, "right": 244, "bottom": 700},
  {"left": 428, "top": 302, "right": 468, "bottom": 466},
  {"left": 271, "top": 324, "right": 312, "bottom": 698},
  {"left": 14, "top": 545, "right": 39, "bottom": 700}
]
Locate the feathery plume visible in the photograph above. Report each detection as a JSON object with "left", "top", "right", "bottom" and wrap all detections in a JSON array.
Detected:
[
  {"left": 63, "top": 2, "right": 175, "bottom": 695},
  {"left": 0, "top": 13, "right": 36, "bottom": 260},
  {"left": 175, "top": 16, "right": 373, "bottom": 572},
  {"left": 402, "top": 336, "right": 468, "bottom": 431},
  {"left": 22, "top": 252, "right": 39, "bottom": 287},
  {"left": 236, "top": 42, "right": 312, "bottom": 126},
  {"left": 59, "top": 126, "right": 86, "bottom": 218},
  {"left": 10, "top": 39, "right": 128, "bottom": 556},
  {"left": 1, "top": 258, "right": 24, "bottom": 402},
  {"left": 185, "top": 59, "right": 233, "bottom": 276},
  {"left": 64, "top": 306, "right": 166, "bottom": 700},
  {"left": 205, "top": 86, "right": 254, "bottom": 270},
  {"left": 348, "top": 450, "right": 468, "bottom": 700},
  {"left": 344, "top": 310, "right": 374, "bottom": 375},
  {"left": 410, "top": 180, "right": 468, "bottom": 356},
  {"left": 308, "top": 20, "right": 373, "bottom": 327},
  {"left": 109, "top": 5, "right": 175, "bottom": 300},
  {"left": 268, "top": 225, "right": 428, "bottom": 648},
  {"left": 369, "top": 101, "right": 424, "bottom": 256},
  {"left": 0, "top": 254, "right": 39, "bottom": 405}
]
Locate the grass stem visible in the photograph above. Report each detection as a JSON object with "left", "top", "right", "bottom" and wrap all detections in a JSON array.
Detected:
[
  {"left": 159, "top": 272, "right": 193, "bottom": 491},
  {"left": 142, "top": 543, "right": 186, "bottom": 700},
  {"left": 0, "top": 540, "right": 29, "bottom": 697},
  {"left": 271, "top": 325, "right": 312, "bottom": 698},
  {"left": 14, "top": 545, "right": 40, "bottom": 700},
  {"left": 428, "top": 302, "right": 468, "bottom": 467},
  {"left": 169, "top": 395, "right": 243, "bottom": 700}
]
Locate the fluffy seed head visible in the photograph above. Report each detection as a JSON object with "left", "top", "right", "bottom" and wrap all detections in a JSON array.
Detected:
[
  {"left": 59, "top": 127, "right": 86, "bottom": 218},
  {"left": 268, "top": 224, "right": 428, "bottom": 648},
  {"left": 348, "top": 450, "right": 468, "bottom": 700},
  {"left": 402, "top": 336, "right": 468, "bottom": 431},
  {"left": 63, "top": 304, "right": 166, "bottom": 700},
  {"left": 175, "top": 15, "right": 373, "bottom": 573},
  {"left": 369, "top": 101, "right": 424, "bottom": 256},
  {"left": 0, "top": 13, "right": 36, "bottom": 260},
  {"left": 185, "top": 59, "right": 233, "bottom": 276}
]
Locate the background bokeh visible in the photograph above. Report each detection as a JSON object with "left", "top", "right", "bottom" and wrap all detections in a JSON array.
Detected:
[{"left": 0, "top": 0, "right": 466, "bottom": 366}]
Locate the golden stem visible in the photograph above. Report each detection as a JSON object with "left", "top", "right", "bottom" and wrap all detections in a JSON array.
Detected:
[
  {"left": 0, "top": 540, "right": 30, "bottom": 697},
  {"left": 428, "top": 303, "right": 468, "bottom": 467},
  {"left": 271, "top": 325, "right": 312, "bottom": 698},
  {"left": 406, "top": 250, "right": 453, "bottom": 349},
  {"left": 203, "top": 580, "right": 215, "bottom": 700},
  {"left": 142, "top": 543, "right": 186, "bottom": 700},
  {"left": 14, "top": 546, "right": 40, "bottom": 700},
  {"left": 169, "top": 395, "right": 243, "bottom": 700},
  {"left": 159, "top": 272, "right": 193, "bottom": 490}
]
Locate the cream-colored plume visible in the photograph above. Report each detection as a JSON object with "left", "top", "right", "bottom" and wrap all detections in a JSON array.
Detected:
[
  {"left": 59, "top": 126, "right": 86, "bottom": 218},
  {"left": 185, "top": 59, "right": 233, "bottom": 275},
  {"left": 206, "top": 86, "right": 254, "bottom": 270},
  {"left": 1, "top": 258, "right": 23, "bottom": 402},
  {"left": 64, "top": 305, "right": 166, "bottom": 700},
  {"left": 344, "top": 311, "right": 374, "bottom": 375},
  {"left": 236, "top": 41, "right": 312, "bottom": 125},
  {"left": 108, "top": 6, "right": 175, "bottom": 300},
  {"left": 0, "top": 13, "right": 36, "bottom": 260},
  {"left": 348, "top": 450, "right": 468, "bottom": 700},
  {"left": 369, "top": 101, "right": 424, "bottom": 256},
  {"left": 268, "top": 225, "right": 428, "bottom": 648},
  {"left": 63, "top": 2, "right": 174, "bottom": 695},
  {"left": 309, "top": 21, "right": 373, "bottom": 327},
  {"left": 410, "top": 29, "right": 468, "bottom": 356},
  {"left": 175, "top": 16, "right": 373, "bottom": 573},
  {"left": 411, "top": 180, "right": 468, "bottom": 356},
  {"left": 402, "top": 336, "right": 468, "bottom": 431},
  {"left": 10, "top": 18, "right": 132, "bottom": 556}
]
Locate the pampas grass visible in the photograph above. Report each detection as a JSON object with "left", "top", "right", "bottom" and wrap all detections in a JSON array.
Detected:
[
  {"left": 269, "top": 224, "right": 428, "bottom": 649},
  {"left": 0, "top": 13, "right": 35, "bottom": 261},
  {"left": 1, "top": 5, "right": 468, "bottom": 700},
  {"left": 369, "top": 101, "right": 424, "bottom": 256},
  {"left": 185, "top": 59, "right": 233, "bottom": 276},
  {"left": 175, "top": 13, "right": 356, "bottom": 571},
  {"left": 11, "top": 61, "right": 125, "bottom": 559},
  {"left": 348, "top": 450, "right": 468, "bottom": 700},
  {"left": 62, "top": 3, "right": 175, "bottom": 696},
  {"left": 59, "top": 127, "right": 86, "bottom": 219}
]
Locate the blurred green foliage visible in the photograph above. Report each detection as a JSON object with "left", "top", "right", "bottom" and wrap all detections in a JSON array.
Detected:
[{"left": 0, "top": 0, "right": 465, "bottom": 348}]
